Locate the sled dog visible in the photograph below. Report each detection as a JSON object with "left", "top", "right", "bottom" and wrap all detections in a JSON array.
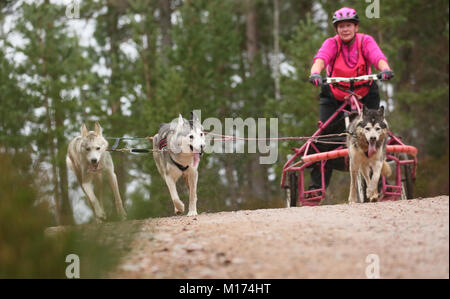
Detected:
[
  {"left": 153, "top": 112, "right": 205, "bottom": 216},
  {"left": 347, "top": 106, "right": 392, "bottom": 203},
  {"left": 66, "top": 122, "right": 127, "bottom": 222}
]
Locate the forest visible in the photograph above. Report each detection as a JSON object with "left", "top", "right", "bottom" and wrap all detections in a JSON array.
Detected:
[{"left": 0, "top": 0, "right": 448, "bottom": 228}]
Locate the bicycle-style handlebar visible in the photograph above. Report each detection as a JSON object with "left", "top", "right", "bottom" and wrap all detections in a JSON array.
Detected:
[
  {"left": 319, "top": 74, "right": 384, "bottom": 115},
  {"left": 323, "top": 74, "right": 380, "bottom": 84}
]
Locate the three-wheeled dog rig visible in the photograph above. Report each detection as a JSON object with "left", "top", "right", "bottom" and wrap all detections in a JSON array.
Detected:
[{"left": 281, "top": 74, "right": 418, "bottom": 206}]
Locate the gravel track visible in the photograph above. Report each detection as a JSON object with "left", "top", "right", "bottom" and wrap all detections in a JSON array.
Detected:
[{"left": 108, "top": 196, "right": 449, "bottom": 279}]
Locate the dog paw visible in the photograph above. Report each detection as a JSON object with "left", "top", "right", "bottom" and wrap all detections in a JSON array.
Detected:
[
  {"left": 187, "top": 211, "right": 198, "bottom": 217},
  {"left": 98, "top": 211, "right": 107, "bottom": 221},
  {"left": 368, "top": 194, "right": 379, "bottom": 202},
  {"left": 174, "top": 207, "right": 185, "bottom": 215},
  {"left": 348, "top": 197, "right": 357, "bottom": 204},
  {"left": 94, "top": 217, "right": 105, "bottom": 224},
  {"left": 366, "top": 189, "right": 378, "bottom": 202},
  {"left": 119, "top": 211, "right": 127, "bottom": 221},
  {"left": 173, "top": 201, "right": 185, "bottom": 215}
]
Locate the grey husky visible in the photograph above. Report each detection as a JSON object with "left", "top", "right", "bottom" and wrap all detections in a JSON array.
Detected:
[
  {"left": 347, "top": 106, "right": 392, "bottom": 203},
  {"left": 66, "top": 122, "right": 127, "bottom": 223},
  {"left": 153, "top": 112, "right": 206, "bottom": 216}
]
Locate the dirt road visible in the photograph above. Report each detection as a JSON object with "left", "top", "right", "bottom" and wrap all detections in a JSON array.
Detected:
[{"left": 109, "top": 196, "right": 449, "bottom": 278}]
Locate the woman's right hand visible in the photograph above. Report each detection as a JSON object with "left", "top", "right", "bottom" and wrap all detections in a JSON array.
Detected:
[{"left": 309, "top": 73, "right": 323, "bottom": 86}]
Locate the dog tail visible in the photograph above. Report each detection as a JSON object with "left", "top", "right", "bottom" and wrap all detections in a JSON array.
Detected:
[{"left": 382, "top": 160, "right": 392, "bottom": 178}]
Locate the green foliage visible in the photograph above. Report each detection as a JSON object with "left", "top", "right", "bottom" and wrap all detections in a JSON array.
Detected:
[
  {"left": 0, "top": 152, "right": 133, "bottom": 278},
  {"left": 0, "top": 47, "right": 30, "bottom": 149}
]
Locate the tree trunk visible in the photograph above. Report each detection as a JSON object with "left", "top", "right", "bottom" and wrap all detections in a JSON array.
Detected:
[
  {"left": 273, "top": 0, "right": 280, "bottom": 101},
  {"left": 107, "top": 3, "right": 127, "bottom": 206},
  {"left": 244, "top": 0, "right": 269, "bottom": 202},
  {"left": 55, "top": 107, "right": 74, "bottom": 225},
  {"left": 41, "top": 0, "right": 67, "bottom": 225},
  {"left": 140, "top": 35, "right": 152, "bottom": 101},
  {"left": 159, "top": 0, "right": 172, "bottom": 54},
  {"left": 44, "top": 90, "right": 62, "bottom": 224},
  {"left": 245, "top": 0, "right": 258, "bottom": 70},
  {"left": 224, "top": 156, "right": 237, "bottom": 203}
]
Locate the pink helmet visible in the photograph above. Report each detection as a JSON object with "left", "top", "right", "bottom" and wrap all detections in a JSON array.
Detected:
[{"left": 332, "top": 7, "right": 359, "bottom": 26}]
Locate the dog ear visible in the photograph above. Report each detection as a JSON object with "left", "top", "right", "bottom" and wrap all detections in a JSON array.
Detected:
[
  {"left": 81, "top": 123, "right": 89, "bottom": 137},
  {"left": 379, "top": 105, "right": 385, "bottom": 116},
  {"left": 177, "top": 114, "right": 184, "bottom": 129},
  {"left": 363, "top": 105, "right": 369, "bottom": 115},
  {"left": 348, "top": 111, "right": 360, "bottom": 123},
  {"left": 94, "top": 122, "right": 102, "bottom": 136}
]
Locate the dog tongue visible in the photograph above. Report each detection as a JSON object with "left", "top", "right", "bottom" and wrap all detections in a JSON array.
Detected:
[
  {"left": 368, "top": 142, "right": 376, "bottom": 158},
  {"left": 193, "top": 153, "right": 200, "bottom": 167}
]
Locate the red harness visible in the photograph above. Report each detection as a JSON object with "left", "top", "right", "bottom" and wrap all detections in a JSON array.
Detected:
[
  {"left": 159, "top": 137, "right": 168, "bottom": 150},
  {"left": 328, "top": 33, "right": 372, "bottom": 101}
]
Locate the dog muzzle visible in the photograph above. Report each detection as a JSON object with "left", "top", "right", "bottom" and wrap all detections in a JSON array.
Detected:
[{"left": 88, "top": 162, "right": 101, "bottom": 172}]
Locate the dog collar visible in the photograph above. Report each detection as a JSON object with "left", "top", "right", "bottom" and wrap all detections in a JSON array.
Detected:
[
  {"left": 160, "top": 136, "right": 189, "bottom": 172},
  {"left": 169, "top": 155, "right": 189, "bottom": 172}
]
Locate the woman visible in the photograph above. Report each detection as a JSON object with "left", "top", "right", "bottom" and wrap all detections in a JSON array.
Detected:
[{"left": 307, "top": 7, "right": 394, "bottom": 195}]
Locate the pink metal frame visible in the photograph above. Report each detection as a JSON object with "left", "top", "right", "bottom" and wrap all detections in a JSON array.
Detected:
[{"left": 281, "top": 94, "right": 418, "bottom": 206}]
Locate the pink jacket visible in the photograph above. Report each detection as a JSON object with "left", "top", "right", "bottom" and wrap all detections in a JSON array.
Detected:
[
  {"left": 313, "top": 34, "right": 388, "bottom": 73},
  {"left": 328, "top": 33, "right": 372, "bottom": 100}
]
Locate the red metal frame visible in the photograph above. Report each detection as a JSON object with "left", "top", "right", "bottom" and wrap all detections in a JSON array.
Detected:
[{"left": 281, "top": 91, "right": 418, "bottom": 206}]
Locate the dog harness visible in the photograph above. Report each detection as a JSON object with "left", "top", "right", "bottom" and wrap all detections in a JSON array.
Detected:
[
  {"left": 159, "top": 137, "right": 168, "bottom": 150},
  {"left": 159, "top": 137, "right": 189, "bottom": 172}
]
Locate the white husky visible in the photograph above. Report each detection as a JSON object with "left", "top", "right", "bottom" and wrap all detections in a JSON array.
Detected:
[
  {"left": 153, "top": 112, "right": 206, "bottom": 216},
  {"left": 66, "top": 122, "right": 127, "bottom": 223}
]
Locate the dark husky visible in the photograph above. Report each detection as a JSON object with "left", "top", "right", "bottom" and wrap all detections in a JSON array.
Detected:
[{"left": 347, "top": 106, "right": 392, "bottom": 203}]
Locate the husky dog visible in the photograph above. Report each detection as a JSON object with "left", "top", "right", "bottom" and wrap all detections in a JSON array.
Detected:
[
  {"left": 347, "top": 106, "right": 392, "bottom": 203},
  {"left": 153, "top": 112, "right": 206, "bottom": 216},
  {"left": 66, "top": 123, "right": 127, "bottom": 223}
]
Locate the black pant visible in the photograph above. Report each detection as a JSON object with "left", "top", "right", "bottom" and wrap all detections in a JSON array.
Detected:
[{"left": 309, "top": 83, "right": 381, "bottom": 189}]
